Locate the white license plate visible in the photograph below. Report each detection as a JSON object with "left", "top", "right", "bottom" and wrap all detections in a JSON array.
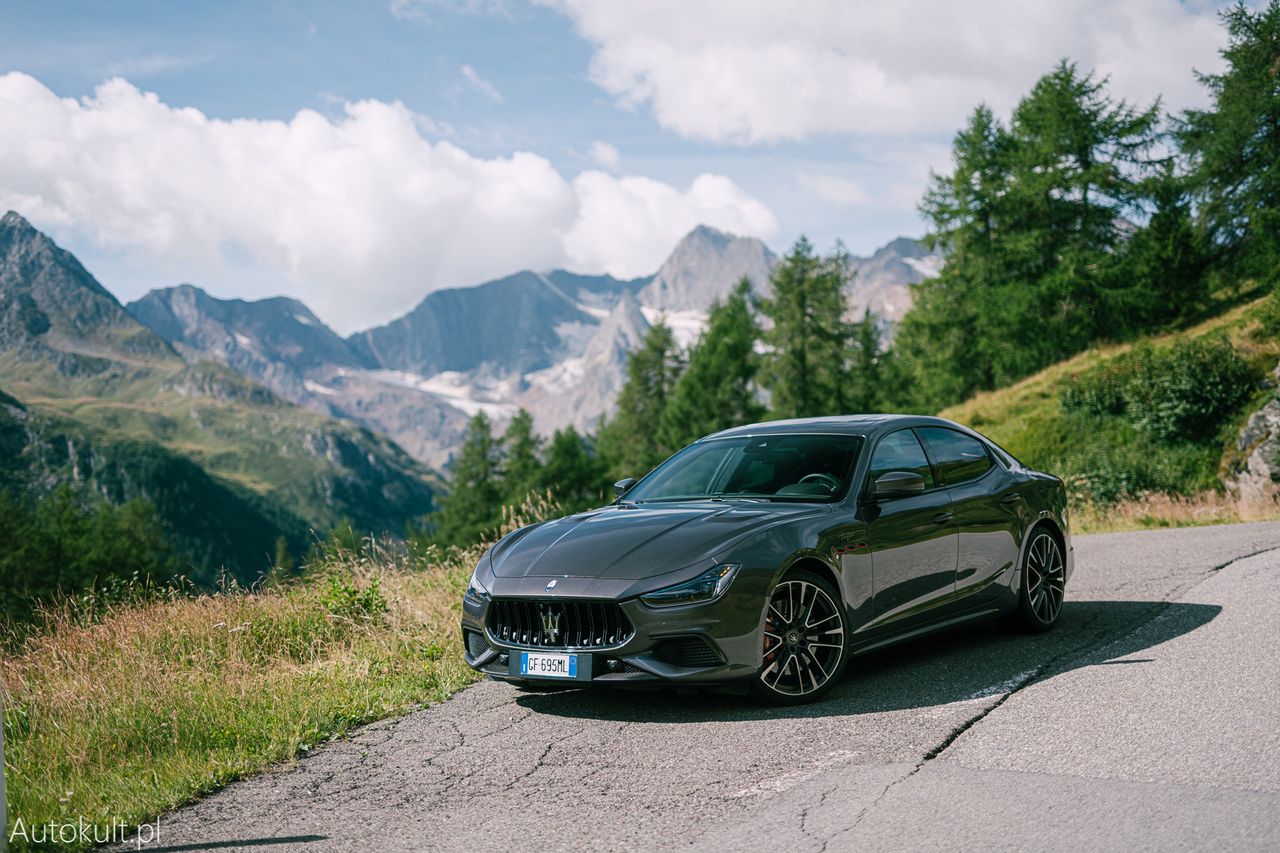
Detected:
[{"left": 519, "top": 651, "right": 578, "bottom": 679}]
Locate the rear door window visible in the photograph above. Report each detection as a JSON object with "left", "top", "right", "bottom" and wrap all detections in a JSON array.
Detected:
[{"left": 917, "top": 427, "right": 993, "bottom": 485}]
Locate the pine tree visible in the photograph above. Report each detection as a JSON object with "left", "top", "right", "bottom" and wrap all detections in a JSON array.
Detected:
[
  {"left": 431, "top": 412, "right": 502, "bottom": 546},
  {"left": 660, "top": 279, "right": 765, "bottom": 448},
  {"left": 500, "top": 408, "right": 543, "bottom": 504},
  {"left": 759, "top": 237, "right": 853, "bottom": 419},
  {"left": 846, "top": 309, "right": 883, "bottom": 412},
  {"left": 597, "top": 320, "right": 683, "bottom": 479},
  {"left": 538, "top": 427, "right": 605, "bottom": 511},
  {"left": 1179, "top": 0, "right": 1280, "bottom": 286}
]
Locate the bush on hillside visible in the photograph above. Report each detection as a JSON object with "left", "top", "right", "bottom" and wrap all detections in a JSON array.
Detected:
[{"left": 1062, "top": 336, "right": 1257, "bottom": 442}]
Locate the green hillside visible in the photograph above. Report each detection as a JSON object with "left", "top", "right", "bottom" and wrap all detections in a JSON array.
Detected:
[{"left": 940, "top": 296, "right": 1278, "bottom": 521}]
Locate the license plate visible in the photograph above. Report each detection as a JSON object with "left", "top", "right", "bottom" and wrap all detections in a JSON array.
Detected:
[{"left": 518, "top": 651, "right": 578, "bottom": 679}]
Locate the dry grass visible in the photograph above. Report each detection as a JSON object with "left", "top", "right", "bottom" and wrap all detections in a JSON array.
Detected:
[
  {"left": 1071, "top": 489, "right": 1280, "bottom": 534},
  {"left": 0, "top": 494, "right": 563, "bottom": 851}
]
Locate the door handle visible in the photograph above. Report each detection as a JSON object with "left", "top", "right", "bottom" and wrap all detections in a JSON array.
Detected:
[
  {"left": 931, "top": 511, "right": 954, "bottom": 525},
  {"left": 1000, "top": 492, "right": 1022, "bottom": 505}
]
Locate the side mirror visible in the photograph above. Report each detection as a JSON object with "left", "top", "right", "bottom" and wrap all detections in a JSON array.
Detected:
[
  {"left": 873, "top": 471, "right": 925, "bottom": 498},
  {"left": 614, "top": 477, "right": 638, "bottom": 498}
]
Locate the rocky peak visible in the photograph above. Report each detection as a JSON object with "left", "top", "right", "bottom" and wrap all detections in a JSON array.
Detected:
[
  {"left": 0, "top": 211, "right": 173, "bottom": 361},
  {"left": 639, "top": 226, "right": 776, "bottom": 312}
]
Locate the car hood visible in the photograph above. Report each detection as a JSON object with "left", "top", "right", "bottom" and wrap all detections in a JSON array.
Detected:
[{"left": 489, "top": 501, "right": 829, "bottom": 581}]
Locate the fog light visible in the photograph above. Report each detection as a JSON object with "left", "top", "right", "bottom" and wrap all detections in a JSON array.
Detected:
[{"left": 606, "top": 658, "right": 619, "bottom": 671}]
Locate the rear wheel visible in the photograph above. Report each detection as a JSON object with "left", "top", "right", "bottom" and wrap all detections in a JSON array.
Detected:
[
  {"left": 751, "top": 569, "right": 848, "bottom": 705},
  {"left": 1010, "top": 529, "right": 1066, "bottom": 633}
]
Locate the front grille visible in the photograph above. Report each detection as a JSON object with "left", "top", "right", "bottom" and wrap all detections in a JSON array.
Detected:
[
  {"left": 487, "top": 599, "right": 634, "bottom": 649},
  {"left": 655, "top": 636, "right": 725, "bottom": 668}
]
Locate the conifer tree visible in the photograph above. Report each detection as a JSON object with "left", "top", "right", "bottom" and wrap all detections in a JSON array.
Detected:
[
  {"left": 759, "top": 237, "right": 853, "bottom": 419},
  {"left": 538, "top": 426, "right": 605, "bottom": 511},
  {"left": 500, "top": 408, "right": 543, "bottom": 504},
  {"left": 1180, "top": 0, "right": 1280, "bottom": 285},
  {"left": 431, "top": 411, "right": 502, "bottom": 545},
  {"left": 661, "top": 279, "right": 765, "bottom": 448},
  {"left": 597, "top": 320, "right": 683, "bottom": 479}
]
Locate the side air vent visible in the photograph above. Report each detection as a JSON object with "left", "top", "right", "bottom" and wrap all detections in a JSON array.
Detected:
[{"left": 655, "top": 636, "right": 725, "bottom": 668}]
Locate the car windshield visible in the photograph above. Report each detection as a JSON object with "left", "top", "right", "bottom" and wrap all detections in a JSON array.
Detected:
[{"left": 624, "top": 433, "right": 865, "bottom": 503}]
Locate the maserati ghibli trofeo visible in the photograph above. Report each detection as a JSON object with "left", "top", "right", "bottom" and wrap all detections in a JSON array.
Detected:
[{"left": 461, "top": 415, "right": 1072, "bottom": 704}]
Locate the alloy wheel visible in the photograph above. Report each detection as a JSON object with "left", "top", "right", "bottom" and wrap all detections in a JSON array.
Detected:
[
  {"left": 1026, "top": 532, "right": 1065, "bottom": 624},
  {"left": 760, "top": 578, "right": 845, "bottom": 697}
]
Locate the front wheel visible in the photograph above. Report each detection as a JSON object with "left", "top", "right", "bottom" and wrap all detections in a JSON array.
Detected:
[{"left": 751, "top": 569, "right": 848, "bottom": 705}]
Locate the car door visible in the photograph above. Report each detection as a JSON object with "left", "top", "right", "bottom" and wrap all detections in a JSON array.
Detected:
[
  {"left": 917, "top": 427, "right": 1021, "bottom": 609},
  {"left": 862, "top": 428, "right": 959, "bottom": 631}
]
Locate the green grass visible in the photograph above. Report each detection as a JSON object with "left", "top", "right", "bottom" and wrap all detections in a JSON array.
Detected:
[{"left": 0, "top": 537, "right": 485, "bottom": 852}]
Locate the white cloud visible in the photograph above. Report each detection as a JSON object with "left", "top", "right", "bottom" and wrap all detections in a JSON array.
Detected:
[
  {"left": 0, "top": 73, "right": 777, "bottom": 333},
  {"left": 588, "top": 140, "right": 621, "bottom": 170},
  {"left": 565, "top": 172, "right": 778, "bottom": 277},
  {"left": 799, "top": 173, "right": 871, "bottom": 207},
  {"left": 459, "top": 64, "right": 504, "bottom": 103},
  {"left": 544, "top": 0, "right": 1229, "bottom": 144}
]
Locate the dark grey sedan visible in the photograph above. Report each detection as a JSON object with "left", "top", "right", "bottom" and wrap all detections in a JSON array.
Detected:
[{"left": 461, "top": 415, "right": 1072, "bottom": 704}]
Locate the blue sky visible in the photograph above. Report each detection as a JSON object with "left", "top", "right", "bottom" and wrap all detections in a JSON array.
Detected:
[{"left": 0, "top": 0, "right": 1233, "bottom": 332}]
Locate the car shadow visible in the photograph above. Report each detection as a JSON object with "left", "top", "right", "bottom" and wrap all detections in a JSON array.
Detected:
[{"left": 513, "top": 600, "right": 1221, "bottom": 722}]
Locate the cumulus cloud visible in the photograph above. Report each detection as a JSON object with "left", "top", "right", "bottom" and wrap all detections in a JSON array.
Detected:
[
  {"left": 0, "top": 73, "right": 776, "bottom": 333},
  {"left": 566, "top": 172, "right": 777, "bottom": 277},
  {"left": 588, "top": 140, "right": 621, "bottom": 170},
  {"left": 459, "top": 64, "right": 504, "bottom": 103},
  {"left": 544, "top": 0, "right": 1229, "bottom": 144}
]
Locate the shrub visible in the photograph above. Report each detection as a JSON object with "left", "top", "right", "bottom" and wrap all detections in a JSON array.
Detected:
[
  {"left": 1062, "top": 336, "right": 1257, "bottom": 443},
  {"left": 320, "top": 574, "right": 388, "bottom": 621}
]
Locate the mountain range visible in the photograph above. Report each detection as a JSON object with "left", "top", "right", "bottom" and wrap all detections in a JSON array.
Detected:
[
  {"left": 126, "top": 225, "right": 941, "bottom": 468},
  {"left": 0, "top": 211, "right": 439, "bottom": 584}
]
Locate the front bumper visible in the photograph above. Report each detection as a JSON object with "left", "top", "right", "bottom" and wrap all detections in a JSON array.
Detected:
[{"left": 460, "top": 572, "right": 771, "bottom": 688}]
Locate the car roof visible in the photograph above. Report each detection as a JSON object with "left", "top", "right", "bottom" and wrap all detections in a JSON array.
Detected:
[{"left": 703, "top": 414, "right": 969, "bottom": 441}]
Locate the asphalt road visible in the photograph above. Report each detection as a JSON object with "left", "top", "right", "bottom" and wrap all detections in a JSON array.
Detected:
[{"left": 129, "top": 522, "right": 1280, "bottom": 852}]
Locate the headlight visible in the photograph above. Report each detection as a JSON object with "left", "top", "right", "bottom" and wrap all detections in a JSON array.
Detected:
[
  {"left": 465, "top": 563, "right": 489, "bottom": 600},
  {"left": 640, "top": 564, "right": 739, "bottom": 608}
]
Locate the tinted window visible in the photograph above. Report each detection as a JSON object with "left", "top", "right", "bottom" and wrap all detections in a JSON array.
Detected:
[
  {"left": 918, "top": 427, "right": 993, "bottom": 485},
  {"left": 627, "top": 434, "right": 864, "bottom": 503},
  {"left": 868, "top": 429, "right": 935, "bottom": 489}
]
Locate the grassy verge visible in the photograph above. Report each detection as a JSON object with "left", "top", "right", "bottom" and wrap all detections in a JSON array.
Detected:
[{"left": 0, "top": 507, "right": 540, "bottom": 850}]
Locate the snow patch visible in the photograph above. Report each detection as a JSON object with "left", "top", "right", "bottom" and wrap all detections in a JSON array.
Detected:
[
  {"left": 293, "top": 313, "right": 315, "bottom": 327},
  {"left": 527, "top": 357, "right": 586, "bottom": 394},
  {"left": 639, "top": 307, "right": 708, "bottom": 349},
  {"left": 576, "top": 303, "right": 610, "bottom": 320},
  {"left": 903, "top": 255, "right": 943, "bottom": 279},
  {"left": 232, "top": 332, "right": 252, "bottom": 348},
  {"left": 303, "top": 379, "right": 339, "bottom": 397},
  {"left": 364, "top": 369, "right": 517, "bottom": 418}
]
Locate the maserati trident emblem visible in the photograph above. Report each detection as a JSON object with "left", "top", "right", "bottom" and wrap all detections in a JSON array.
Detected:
[
  {"left": 545, "top": 579, "right": 558, "bottom": 592},
  {"left": 539, "top": 605, "right": 561, "bottom": 643}
]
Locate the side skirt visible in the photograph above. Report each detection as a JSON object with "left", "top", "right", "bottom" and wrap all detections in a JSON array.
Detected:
[{"left": 850, "top": 606, "right": 1002, "bottom": 657}]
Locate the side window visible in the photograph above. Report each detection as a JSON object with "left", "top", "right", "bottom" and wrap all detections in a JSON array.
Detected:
[
  {"left": 918, "top": 427, "right": 993, "bottom": 485},
  {"left": 868, "top": 429, "right": 935, "bottom": 489}
]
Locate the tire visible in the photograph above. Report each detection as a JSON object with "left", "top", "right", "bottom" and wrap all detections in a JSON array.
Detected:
[
  {"left": 1009, "top": 528, "right": 1066, "bottom": 633},
  {"left": 750, "top": 568, "right": 849, "bottom": 705}
]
